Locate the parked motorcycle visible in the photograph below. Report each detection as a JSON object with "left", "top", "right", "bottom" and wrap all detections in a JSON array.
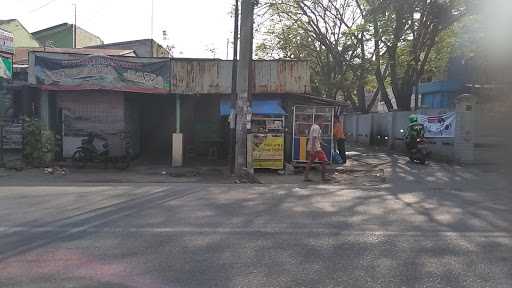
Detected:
[{"left": 72, "top": 132, "right": 130, "bottom": 170}]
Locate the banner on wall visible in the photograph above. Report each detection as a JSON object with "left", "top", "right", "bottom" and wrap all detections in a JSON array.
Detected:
[
  {"left": 31, "top": 53, "right": 171, "bottom": 93},
  {"left": 418, "top": 112, "right": 456, "bottom": 138}
]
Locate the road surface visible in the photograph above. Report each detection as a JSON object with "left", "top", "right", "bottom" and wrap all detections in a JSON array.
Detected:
[{"left": 0, "top": 156, "right": 511, "bottom": 287}]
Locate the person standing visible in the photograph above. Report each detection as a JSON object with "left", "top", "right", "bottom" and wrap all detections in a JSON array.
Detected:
[
  {"left": 304, "top": 120, "right": 329, "bottom": 182},
  {"left": 334, "top": 117, "right": 347, "bottom": 164}
]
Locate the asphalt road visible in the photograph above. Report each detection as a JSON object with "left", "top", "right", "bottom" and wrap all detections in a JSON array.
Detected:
[{"left": 0, "top": 159, "right": 511, "bottom": 287}]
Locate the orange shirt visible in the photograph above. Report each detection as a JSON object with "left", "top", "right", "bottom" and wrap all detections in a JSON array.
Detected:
[{"left": 334, "top": 121, "right": 345, "bottom": 140}]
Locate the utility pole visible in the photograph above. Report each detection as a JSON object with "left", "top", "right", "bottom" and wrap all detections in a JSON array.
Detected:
[
  {"left": 73, "top": 3, "right": 77, "bottom": 48},
  {"left": 226, "top": 38, "right": 230, "bottom": 60},
  {"left": 229, "top": 0, "right": 240, "bottom": 174},
  {"left": 234, "top": 0, "right": 255, "bottom": 174},
  {"left": 151, "top": 0, "right": 154, "bottom": 40}
]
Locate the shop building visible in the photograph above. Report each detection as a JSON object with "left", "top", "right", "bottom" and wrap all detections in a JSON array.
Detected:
[{"left": 27, "top": 51, "right": 341, "bottom": 167}]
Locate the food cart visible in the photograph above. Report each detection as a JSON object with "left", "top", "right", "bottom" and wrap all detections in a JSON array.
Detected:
[
  {"left": 220, "top": 97, "right": 286, "bottom": 170},
  {"left": 292, "top": 105, "right": 335, "bottom": 165}
]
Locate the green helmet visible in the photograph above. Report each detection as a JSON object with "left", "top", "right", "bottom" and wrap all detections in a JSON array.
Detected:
[{"left": 408, "top": 114, "right": 418, "bottom": 124}]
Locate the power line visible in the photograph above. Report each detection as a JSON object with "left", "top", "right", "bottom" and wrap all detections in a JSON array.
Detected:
[{"left": 27, "top": 0, "right": 60, "bottom": 14}]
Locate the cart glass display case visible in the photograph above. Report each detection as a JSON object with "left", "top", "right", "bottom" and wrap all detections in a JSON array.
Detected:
[{"left": 292, "top": 106, "right": 335, "bottom": 164}]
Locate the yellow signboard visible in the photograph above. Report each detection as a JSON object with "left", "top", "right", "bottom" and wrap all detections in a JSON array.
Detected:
[{"left": 252, "top": 134, "right": 284, "bottom": 169}]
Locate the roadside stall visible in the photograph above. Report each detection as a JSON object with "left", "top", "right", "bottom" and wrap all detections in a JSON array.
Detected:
[
  {"left": 292, "top": 105, "right": 335, "bottom": 165},
  {"left": 220, "top": 97, "right": 286, "bottom": 170}
]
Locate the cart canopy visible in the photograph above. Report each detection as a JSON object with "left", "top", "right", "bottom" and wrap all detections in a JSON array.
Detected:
[{"left": 220, "top": 98, "right": 286, "bottom": 116}]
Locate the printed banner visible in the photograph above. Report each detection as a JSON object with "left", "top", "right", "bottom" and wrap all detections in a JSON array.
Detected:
[
  {"left": 253, "top": 134, "right": 284, "bottom": 169},
  {"left": 418, "top": 112, "right": 456, "bottom": 138},
  {"left": 0, "top": 56, "right": 12, "bottom": 79},
  {"left": 32, "top": 53, "right": 170, "bottom": 93}
]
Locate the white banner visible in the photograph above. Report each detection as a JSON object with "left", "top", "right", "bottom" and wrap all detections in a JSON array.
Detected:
[{"left": 418, "top": 112, "right": 456, "bottom": 138}]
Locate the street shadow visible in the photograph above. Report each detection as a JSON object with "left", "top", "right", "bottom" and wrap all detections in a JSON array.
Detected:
[{"left": 0, "top": 185, "right": 201, "bottom": 263}]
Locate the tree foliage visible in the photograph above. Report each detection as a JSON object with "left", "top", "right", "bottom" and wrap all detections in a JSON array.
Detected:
[{"left": 256, "top": 0, "right": 468, "bottom": 111}]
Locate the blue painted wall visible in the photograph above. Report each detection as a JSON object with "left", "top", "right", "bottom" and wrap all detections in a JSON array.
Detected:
[{"left": 419, "top": 80, "right": 463, "bottom": 109}]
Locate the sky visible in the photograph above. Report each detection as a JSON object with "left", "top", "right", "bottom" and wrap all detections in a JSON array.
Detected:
[{"left": 1, "top": 0, "right": 236, "bottom": 58}]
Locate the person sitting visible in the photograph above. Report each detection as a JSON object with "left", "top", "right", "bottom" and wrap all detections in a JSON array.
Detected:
[{"left": 406, "top": 115, "right": 425, "bottom": 150}]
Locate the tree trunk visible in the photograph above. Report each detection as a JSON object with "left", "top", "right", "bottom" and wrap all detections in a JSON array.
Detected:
[
  {"left": 396, "top": 85, "right": 414, "bottom": 111},
  {"left": 344, "top": 90, "right": 358, "bottom": 111},
  {"left": 366, "top": 87, "right": 380, "bottom": 112},
  {"left": 357, "top": 84, "right": 366, "bottom": 113},
  {"left": 373, "top": 14, "right": 394, "bottom": 112},
  {"left": 357, "top": 33, "right": 367, "bottom": 113}
]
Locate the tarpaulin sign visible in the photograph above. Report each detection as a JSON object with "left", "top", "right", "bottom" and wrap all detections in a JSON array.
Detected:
[
  {"left": 418, "top": 112, "right": 456, "bottom": 138},
  {"left": 0, "top": 56, "right": 12, "bottom": 79},
  {"left": 31, "top": 53, "right": 171, "bottom": 93},
  {"left": 252, "top": 134, "right": 284, "bottom": 169}
]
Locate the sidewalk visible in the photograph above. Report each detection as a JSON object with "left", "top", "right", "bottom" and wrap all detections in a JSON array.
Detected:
[
  {"left": 0, "top": 164, "right": 233, "bottom": 186},
  {"left": 1, "top": 145, "right": 509, "bottom": 189}
]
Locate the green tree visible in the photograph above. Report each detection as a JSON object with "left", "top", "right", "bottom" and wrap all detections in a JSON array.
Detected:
[
  {"left": 371, "top": 0, "right": 466, "bottom": 110},
  {"left": 256, "top": 0, "right": 370, "bottom": 111},
  {"left": 257, "top": 0, "right": 467, "bottom": 111}
]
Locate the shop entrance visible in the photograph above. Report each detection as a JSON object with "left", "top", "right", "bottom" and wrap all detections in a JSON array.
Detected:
[
  {"left": 181, "top": 95, "right": 227, "bottom": 166},
  {"left": 126, "top": 93, "right": 176, "bottom": 164}
]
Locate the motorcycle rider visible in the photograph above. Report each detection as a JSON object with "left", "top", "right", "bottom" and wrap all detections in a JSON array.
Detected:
[{"left": 406, "top": 114, "right": 425, "bottom": 151}]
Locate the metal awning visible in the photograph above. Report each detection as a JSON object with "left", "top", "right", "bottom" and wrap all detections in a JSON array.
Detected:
[{"left": 220, "top": 98, "right": 286, "bottom": 116}]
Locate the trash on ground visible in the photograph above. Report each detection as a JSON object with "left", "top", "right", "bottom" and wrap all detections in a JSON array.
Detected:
[{"left": 44, "top": 167, "right": 68, "bottom": 175}]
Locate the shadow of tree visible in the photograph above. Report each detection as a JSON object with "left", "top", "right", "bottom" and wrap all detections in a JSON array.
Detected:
[{"left": 0, "top": 152, "right": 511, "bottom": 287}]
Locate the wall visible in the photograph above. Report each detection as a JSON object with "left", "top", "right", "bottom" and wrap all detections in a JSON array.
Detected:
[
  {"left": 346, "top": 111, "right": 457, "bottom": 162},
  {"left": 56, "top": 91, "right": 125, "bottom": 157},
  {"left": 75, "top": 27, "right": 103, "bottom": 48},
  {"left": 34, "top": 25, "right": 103, "bottom": 48},
  {"left": 153, "top": 42, "right": 170, "bottom": 58},
  {"left": 35, "top": 30, "right": 71, "bottom": 48},
  {"left": 455, "top": 88, "right": 512, "bottom": 170},
  {"left": 88, "top": 40, "right": 168, "bottom": 57},
  {"left": 357, "top": 114, "right": 372, "bottom": 145},
  {"left": 0, "top": 20, "right": 40, "bottom": 48},
  {"left": 92, "top": 40, "right": 152, "bottom": 57},
  {"left": 454, "top": 97, "right": 476, "bottom": 163}
]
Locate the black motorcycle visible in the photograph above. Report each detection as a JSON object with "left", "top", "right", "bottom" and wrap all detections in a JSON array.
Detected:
[
  {"left": 72, "top": 133, "right": 130, "bottom": 170},
  {"left": 408, "top": 138, "right": 431, "bottom": 165},
  {"left": 401, "top": 129, "right": 431, "bottom": 165}
]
